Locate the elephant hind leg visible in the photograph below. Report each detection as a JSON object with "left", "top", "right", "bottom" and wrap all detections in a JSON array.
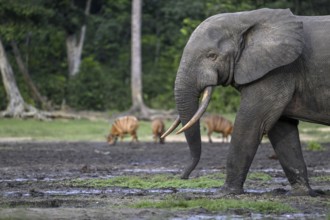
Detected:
[{"left": 268, "top": 118, "right": 318, "bottom": 196}]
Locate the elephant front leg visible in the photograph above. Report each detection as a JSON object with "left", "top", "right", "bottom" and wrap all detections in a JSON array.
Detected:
[
  {"left": 221, "top": 121, "right": 263, "bottom": 194},
  {"left": 221, "top": 75, "right": 294, "bottom": 194},
  {"left": 268, "top": 118, "right": 317, "bottom": 196}
]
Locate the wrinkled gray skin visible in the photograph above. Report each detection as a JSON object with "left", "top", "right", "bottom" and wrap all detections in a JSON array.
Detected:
[{"left": 174, "top": 8, "right": 330, "bottom": 196}]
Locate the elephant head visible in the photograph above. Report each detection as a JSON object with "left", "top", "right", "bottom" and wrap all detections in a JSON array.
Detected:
[{"left": 163, "top": 8, "right": 304, "bottom": 179}]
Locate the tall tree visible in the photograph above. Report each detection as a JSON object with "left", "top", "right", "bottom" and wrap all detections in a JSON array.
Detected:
[
  {"left": 129, "top": 0, "right": 167, "bottom": 119},
  {"left": 66, "top": 0, "right": 92, "bottom": 77},
  {"left": 0, "top": 1, "right": 78, "bottom": 119},
  {"left": 130, "top": 0, "right": 145, "bottom": 112},
  {"left": 0, "top": 38, "right": 38, "bottom": 118},
  {"left": 0, "top": 1, "right": 52, "bottom": 118},
  {"left": 11, "top": 40, "right": 50, "bottom": 110}
]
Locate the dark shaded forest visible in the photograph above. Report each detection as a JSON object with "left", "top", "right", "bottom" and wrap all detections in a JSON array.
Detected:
[{"left": 0, "top": 0, "right": 329, "bottom": 115}]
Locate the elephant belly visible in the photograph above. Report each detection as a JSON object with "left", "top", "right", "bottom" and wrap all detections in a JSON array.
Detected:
[{"left": 284, "top": 87, "right": 330, "bottom": 126}]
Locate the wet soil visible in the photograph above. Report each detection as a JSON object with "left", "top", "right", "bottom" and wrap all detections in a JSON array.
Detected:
[{"left": 0, "top": 141, "right": 329, "bottom": 219}]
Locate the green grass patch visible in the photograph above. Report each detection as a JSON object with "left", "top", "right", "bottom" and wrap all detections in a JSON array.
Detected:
[
  {"left": 0, "top": 118, "right": 109, "bottom": 141},
  {"left": 247, "top": 172, "right": 272, "bottom": 182},
  {"left": 299, "top": 122, "right": 330, "bottom": 143},
  {"left": 132, "top": 196, "right": 296, "bottom": 214},
  {"left": 311, "top": 175, "right": 330, "bottom": 182},
  {"left": 68, "top": 172, "right": 274, "bottom": 189},
  {"left": 68, "top": 174, "right": 225, "bottom": 189},
  {"left": 306, "top": 141, "right": 325, "bottom": 151}
]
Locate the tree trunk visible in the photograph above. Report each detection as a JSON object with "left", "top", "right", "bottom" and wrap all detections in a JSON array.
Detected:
[
  {"left": 130, "top": 0, "right": 150, "bottom": 116},
  {"left": 0, "top": 38, "right": 31, "bottom": 117},
  {"left": 112, "top": 0, "right": 175, "bottom": 120},
  {"left": 66, "top": 24, "right": 87, "bottom": 77},
  {"left": 131, "top": 0, "right": 143, "bottom": 107},
  {"left": 66, "top": 0, "right": 92, "bottom": 77},
  {"left": 11, "top": 41, "right": 51, "bottom": 110},
  {"left": 0, "top": 39, "right": 83, "bottom": 120}
]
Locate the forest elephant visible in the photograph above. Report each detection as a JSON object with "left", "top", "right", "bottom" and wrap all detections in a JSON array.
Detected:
[
  {"left": 162, "top": 8, "right": 330, "bottom": 196},
  {"left": 151, "top": 118, "right": 166, "bottom": 144},
  {"left": 107, "top": 115, "right": 139, "bottom": 145},
  {"left": 203, "top": 114, "right": 233, "bottom": 143}
]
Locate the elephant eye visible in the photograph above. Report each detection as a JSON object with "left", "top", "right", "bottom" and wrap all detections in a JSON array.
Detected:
[{"left": 207, "top": 52, "right": 218, "bottom": 61}]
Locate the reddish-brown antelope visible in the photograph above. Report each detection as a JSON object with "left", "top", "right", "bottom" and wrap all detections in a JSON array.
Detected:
[
  {"left": 107, "top": 116, "right": 139, "bottom": 145},
  {"left": 203, "top": 114, "right": 233, "bottom": 143},
  {"left": 151, "top": 118, "right": 165, "bottom": 144}
]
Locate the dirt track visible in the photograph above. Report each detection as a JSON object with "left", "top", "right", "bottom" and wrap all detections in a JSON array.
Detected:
[{"left": 0, "top": 141, "right": 329, "bottom": 219}]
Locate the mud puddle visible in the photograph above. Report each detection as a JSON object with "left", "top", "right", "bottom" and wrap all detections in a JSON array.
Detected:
[{"left": 3, "top": 187, "right": 219, "bottom": 198}]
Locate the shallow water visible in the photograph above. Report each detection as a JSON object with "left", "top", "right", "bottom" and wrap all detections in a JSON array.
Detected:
[{"left": 3, "top": 187, "right": 220, "bottom": 197}]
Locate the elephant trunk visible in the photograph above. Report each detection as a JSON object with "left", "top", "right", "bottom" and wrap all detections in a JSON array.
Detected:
[{"left": 173, "top": 73, "right": 213, "bottom": 179}]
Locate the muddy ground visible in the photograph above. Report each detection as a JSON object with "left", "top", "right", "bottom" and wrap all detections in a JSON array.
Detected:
[{"left": 0, "top": 140, "right": 329, "bottom": 219}]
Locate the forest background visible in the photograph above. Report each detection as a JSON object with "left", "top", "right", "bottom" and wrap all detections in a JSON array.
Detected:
[{"left": 1, "top": 0, "right": 329, "bottom": 118}]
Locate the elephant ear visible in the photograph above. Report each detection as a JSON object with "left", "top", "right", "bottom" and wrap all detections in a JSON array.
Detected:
[{"left": 234, "top": 8, "right": 304, "bottom": 85}]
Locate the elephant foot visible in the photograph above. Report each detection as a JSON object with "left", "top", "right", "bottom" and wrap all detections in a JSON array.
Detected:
[
  {"left": 288, "top": 185, "right": 321, "bottom": 197},
  {"left": 180, "top": 174, "right": 189, "bottom": 179},
  {"left": 219, "top": 184, "right": 244, "bottom": 195},
  {"left": 180, "top": 157, "right": 200, "bottom": 180}
]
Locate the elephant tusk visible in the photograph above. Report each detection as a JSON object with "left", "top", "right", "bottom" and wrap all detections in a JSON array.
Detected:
[
  {"left": 161, "top": 116, "right": 180, "bottom": 139},
  {"left": 176, "top": 86, "right": 213, "bottom": 135}
]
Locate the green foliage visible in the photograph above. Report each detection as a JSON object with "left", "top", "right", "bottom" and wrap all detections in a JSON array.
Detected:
[
  {"left": 67, "top": 57, "right": 110, "bottom": 110},
  {"left": 208, "top": 86, "right": 240, "bottom": 113},
  {"left": 140, "top": 0, "right": 206, "bottom": 110},
  {"left": 306, "top": 141, "right": 325, "bottom": 151},
  {"left": 44, "top": 0, "right": 86, "bottom": 35},
  {"left": 0, "top": 0, "right": 54, "bottom": 41},
  {"left": 132, "top": 196, "right": 296, "bottom": 213}
]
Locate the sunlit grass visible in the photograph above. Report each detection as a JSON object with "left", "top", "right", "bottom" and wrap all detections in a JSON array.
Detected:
[
  {"left": 0, "top": 118, "right": 174, "bottom": 142},
  {"left": 0, "top": 114, "right": 329, "bottom": 142},
  {"left": 132, "top": 195, "right": 296, "bottom": 213},
  {"left": 299, "top": 122, "right": 330, "bottom": 143},
  {"left": 0, "top": 118, "right": 108, "bottom": 141}
]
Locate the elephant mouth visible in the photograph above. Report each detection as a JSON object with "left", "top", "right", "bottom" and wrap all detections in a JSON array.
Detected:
[
  {"left": 161, "top": 86, "right": 213, "bottom": 138},
  {"left": 224, "top": 58, "right": 235, "bottom": 86},
  {"left": 218, "top": 58, "right": 235, "bottom": 86}
]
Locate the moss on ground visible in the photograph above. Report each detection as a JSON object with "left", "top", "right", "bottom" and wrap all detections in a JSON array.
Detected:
[
  {"left": 132, "top": 195, "right": 296, "bottom": 214},
  {"left": 68, "top": 174, "right": 225, "bottom": 189}
]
